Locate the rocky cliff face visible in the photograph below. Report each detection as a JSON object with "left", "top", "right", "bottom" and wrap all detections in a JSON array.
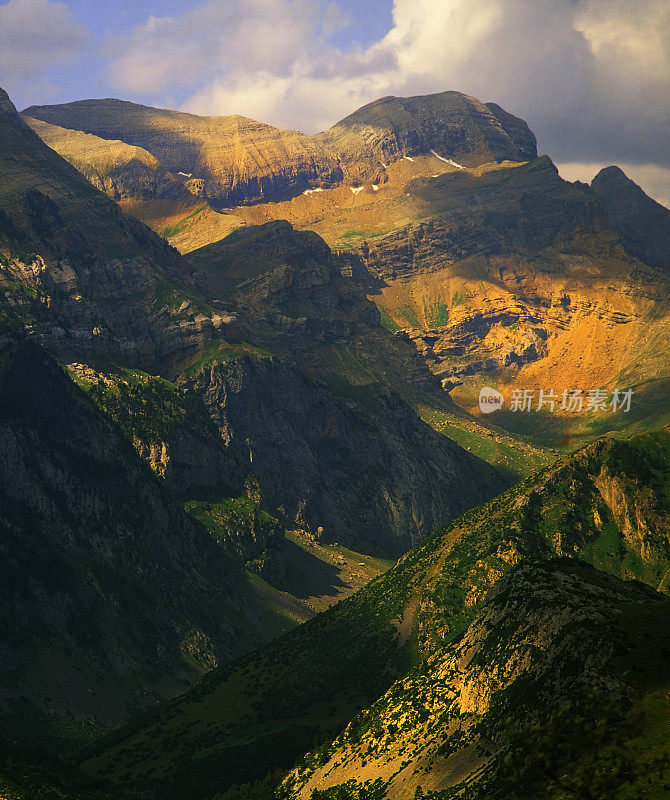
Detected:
[
  {"left": 185, "top": 219, "right": 379, "bottom": 344},
  {"left": 67, "top": 362, "right": 244, "bottom": 495},
  {"left": 0, "top": 85, "right": 230, "bottom": 367},
  {"left": 0, "top": 339, "right": 289, "bottom": 749},
  {"left": 185, "top": 354, "right": 502, "bottom": 555},
  {"left": 591, "top": 164, "right": 670, "bottom": 275},
  {"left": 362, "top": 157, "right": 614, "bottom": 280}
]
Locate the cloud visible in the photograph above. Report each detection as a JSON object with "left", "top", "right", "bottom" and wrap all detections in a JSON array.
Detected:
[
  {"left": 106, "top": 0, "right": 348, "bottom": 96},
  {"left": 105, "top": 0, "right": 669, "bottom": 199},
  {"left": 0, "top": 0, "right": 90, "bottom": 90}
]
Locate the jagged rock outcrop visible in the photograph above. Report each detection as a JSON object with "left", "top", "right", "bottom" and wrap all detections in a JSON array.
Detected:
[
  {"left": 591, "top": 164, "right": 670, "bottom": 275},
  {"left": 186, "top": 220, "right": 378, "bottom": 339},
  {"left": 0, "top": 87, "right": 17, "bottom": 116},
  {"left": 185, "top": 354, "right": 502, "bottom": 555}
]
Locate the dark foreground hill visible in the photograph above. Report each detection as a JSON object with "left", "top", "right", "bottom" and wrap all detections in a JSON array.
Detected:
[
  {"left": 0, "top": 338, "right": 293, "bottom": 751},
  {"left": 285, "top": 558, "right": 670, "bottom": 799}
]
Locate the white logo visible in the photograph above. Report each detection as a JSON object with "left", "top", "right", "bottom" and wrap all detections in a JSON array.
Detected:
[{"left": 479, "top": 386, "right": 504, "bottom": 413}]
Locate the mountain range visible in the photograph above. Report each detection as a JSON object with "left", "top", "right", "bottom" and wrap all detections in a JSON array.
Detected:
[
  {"left": 0, "top": 81, "right": 668, "bottom": 800},
  {"left": 21, "top": 89, "right": 669, "bottom": 450}
]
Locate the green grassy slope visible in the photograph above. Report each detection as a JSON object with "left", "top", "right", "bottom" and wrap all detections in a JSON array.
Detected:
[{"left": 284, "top": 559, "right": 670, "bottom": 799}]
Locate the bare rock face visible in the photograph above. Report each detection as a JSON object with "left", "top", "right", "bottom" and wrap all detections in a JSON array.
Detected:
[
  {"left": 186, "top": 219, "right": 373, "bottom": 326},
  {"left": 67, "top": 362, "right": 244, "bottom": 495}
]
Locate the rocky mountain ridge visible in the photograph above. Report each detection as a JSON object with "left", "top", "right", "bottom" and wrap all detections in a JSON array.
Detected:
[
  {"left": 23, "top": 90, "right": 536, "bottom": 206},
  {"left": 317, "top": 91, "right": 537, "bottom": 184},
  {"left": 591, "top": 164, "right": 670, "bottom": 275},
  {"left": 20, "top": 88, "right": 669, "bottom": 452},
  {"left": 25, "top": 116, "right": 192, "bottom": 204}
]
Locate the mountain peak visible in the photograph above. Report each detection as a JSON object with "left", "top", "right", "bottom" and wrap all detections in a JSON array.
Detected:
[
  {"left": 319, "top": 89, "right": 537, "bottom": 181},
  {"left": 591, "top": 164, "right": 670, "bottom": 273},
  {"left": 592, "top": 164, "right": 632, "bottom": 186},
  {"left": 0, "top": 86, "right": 18, "bottom": 116}
]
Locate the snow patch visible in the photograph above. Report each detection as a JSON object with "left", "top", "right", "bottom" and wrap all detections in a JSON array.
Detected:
[
  {"left": 302, "top": 187, "right": 324, "bottom": 195},
  {"left": 350, "top": 186, "right": 364, "bottom": 195},
  {"left": 403, "top": 155, "right": 414, "bottom": 162},
  {"left": 380, "top": 161, "right": 388, "bottom": 169},
  {"left": 430, "top": 150, "right": 464, "bottom": 169},
  {"left": 177, "top": 171, "right": 192, "bottom": 177},
  {"left": 372, "top": 184, "right": 379, "bottom": 191}
]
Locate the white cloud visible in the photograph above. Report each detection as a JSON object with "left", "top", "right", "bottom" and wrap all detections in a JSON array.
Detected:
[
  {"left": 0, "top": 0, "right": 89, "bottom": 87},
  {"left": 105, "top": 0, "right": 669, "bottom": 199},
  {"left": 106, "top": 0, "right": 348, "bottom": 96}
]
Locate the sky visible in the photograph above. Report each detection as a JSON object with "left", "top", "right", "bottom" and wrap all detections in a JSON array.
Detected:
[{"left": 0, "top": 0, "right": 668, "bottom": 206}]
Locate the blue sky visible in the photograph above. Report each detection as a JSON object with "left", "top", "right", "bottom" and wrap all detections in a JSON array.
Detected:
[
  {"left": 0, "top": 0, "right": 668, "bottom": 205},
  {"left": 2, "top": 0, "right": 395, "bottom": 110}
]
